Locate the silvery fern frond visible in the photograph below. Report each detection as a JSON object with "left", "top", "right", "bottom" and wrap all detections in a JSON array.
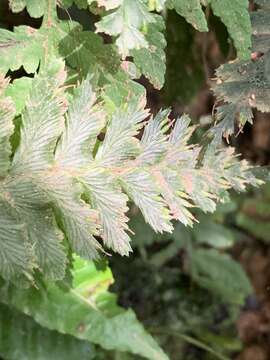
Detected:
[{"left": 0, "top": 59, "right": 262, "bottom": 284}]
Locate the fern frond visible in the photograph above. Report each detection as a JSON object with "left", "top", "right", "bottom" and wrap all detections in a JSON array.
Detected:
[
  {"left": 0, "top": 75, "right": 15, "bottom": 177},
  {"left": 81, "top": 168, "right": 131, "bottom": 255},
  {"left": 12, "top": 60, "right": 67, "bottom": 173},
  {"left": 212, "top": 1, "right": 270, "bottom": 141},
  {"left": 95, "top": 99, "right": 149, "bottom": 167},
  {"left": 0, "top": 64, "right": 261, "bottom": 283},
  {"left": 55, "top": 76, "right": 105, "bottom": 168},
  {"left": 0, "top": 206, "right": 33, "bottom": 283}
]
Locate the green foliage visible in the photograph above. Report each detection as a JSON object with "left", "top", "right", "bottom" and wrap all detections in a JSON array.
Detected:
[
  {"left": 131, "top": 15, "right": 166, "bottom": 90},
  {"left": 9, "top": 0, "right": 46, "bottom": 18},
  {"left": 236, "top": 183, "right": 270, "bottom": 242},
  {"left": 59, "top": 27, "right": 121, "bottom": 79},
  {"left": 167, "top": 0, "right": 208, "bottom": 32},
  {"left": 110, "top": 244, "right": 243, "bottom": 360},
  {"left": 212, "top": 0, "right": 270, "bottom": 141},
  {"left": 167, "top": 0, "right": 251, "bottom": 59},
  {"left": 190, "top": 248, "right": 252, "bottom": 304},
  {"left": 130, "top": 206, "right": 251, "bottom": 305},
  {"left": 0, "top": 256, "right": 168, "bottom": 360},
  {"left": 95, "top": 0, "right": 156, "bottom": 57},
  {"left": 0, "top": 303, "right": 96, "bottom": 360},
  {"left": 206, "top": 0, "right": 251, "bottom": 59}
]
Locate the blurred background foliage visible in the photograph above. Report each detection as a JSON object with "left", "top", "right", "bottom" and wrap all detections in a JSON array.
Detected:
[{"left": 1, "top": 1, "right": 270, "bottom": 359}]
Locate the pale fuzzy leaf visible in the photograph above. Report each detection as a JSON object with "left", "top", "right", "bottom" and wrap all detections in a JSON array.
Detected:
[
  {"left": 2, "top": 60, "right": 101, "bottom": 279},
  {"left": 56, "top": 77, "right": 105, "bottom": 168},
  {"left": 55, "top": 79, "right": 131, "bottom": 256},
  {"left": 12, "top": 59, "right": 67, "bottom": 173},
  {"left": 27, "top": 210, "right": 67, "bottom": 280},
  {"left": 196, "top": 146, "right": 263, "bottom": 204},
  {"left": 154, "top": 168, "right": 196, "bottom": 226},
  {"left": 0, "top": 62, "right": 261, "bottom": 282},
  {"left": 121, "top": 169, "right": 173, "bottom": 233},
  {"left": 166, "top": 114, "right": 196, "bottom": 164},
  {"left": 0, "top": 75, "right": 15, "bottom": 177},
  {"left": 0, "top": 204, "right": 33, "bottom": 282},
  {"left": 137, "top": 109, "right": 170, "bottom": 165},
  {"left": 81, "top": 168, "right": 131, "bottom": 255},
  {"left": 0, "top": 176, "right": 67, "bottom": 281},
  {"left": 95, "top": 100, "right": 148, "bottom": 167},
  {"left": 40, "top": 173, "right": 102, "bottom": 260},
  {"left": 169, "top": 114, "right": 194, "bottom": 146}
]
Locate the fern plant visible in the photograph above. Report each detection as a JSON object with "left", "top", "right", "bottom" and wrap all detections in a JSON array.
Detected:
[
  {"left": 0, "top": 0, "right": 265, "bottom": 359},
  {"left": 211, "top": 0, "right": 270, "bottom": 141},
  {"left": 0, "top": 62, "right": 259, "bottom": 284}
]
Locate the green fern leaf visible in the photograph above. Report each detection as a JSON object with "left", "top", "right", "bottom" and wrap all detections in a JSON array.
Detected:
[
  {"left": 208, "top": 0, "right": 251, "bottom": 59},
  {"left": 212, "top": 55, "right": 270, "bottom": 140},
  {"left": 59, "top": 29, "right": 121, "bottom": 79},
  {"left": 9, "top": 0, "right": 46, "bottom": 18},
  {"left": 131, "top": 15, "right": 166, "bottom": 89},
  {"left": 190, "top": 249, "right": 252, "bottom": 304},
  {"left": 168, "top": 0, "right": 251, "bottom": 59},
  {"left": 211, "top": 1, "right": 270, "bottom": 140},
  {"left": 0, "top": 205, "right": 33, "bottom": 283},
  {"left": 0, "top": 75, "right": 15, "bottom": 177},
  {"left": 95, "top": 0, "right": 155, "bottom": 57},
  {"left": 167, "top": 0, "right": 208, "bottom": 32},
  {"left": 102, "top": 68, "right": 146, "bottom": 112},
  {"left": 0, "top": 60, "right": 68, "bottom": 281},
  {"left": 5, "top": 77, "right": 33, "bottom": 115},
  {"left": 0, "top": 26, "right": 43, "bottom": 74},
  {"left": 0, "top": 19, "right": 77, "bottom": 76}
]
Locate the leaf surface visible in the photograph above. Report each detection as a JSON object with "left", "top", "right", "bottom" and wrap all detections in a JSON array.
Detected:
[
  {"left": 0, "top": 257, "right": 169, "bottom": 360},
  {"left": 0, "top": 303, "right": 96, "bottom": 360}
]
